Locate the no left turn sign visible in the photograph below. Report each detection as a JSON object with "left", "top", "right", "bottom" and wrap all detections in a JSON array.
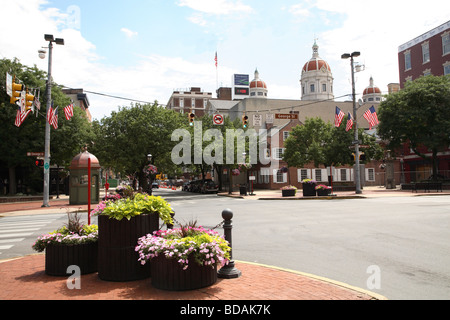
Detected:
[{"left": 213, "top": 114, "right": 224, "bottom": 125}]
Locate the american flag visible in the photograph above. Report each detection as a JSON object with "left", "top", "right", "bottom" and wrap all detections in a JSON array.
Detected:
[
  {"left": 363, "top": 106, "right": 379, "bottom": 129},
  {"left": 47, "top": 101, "right": 54, "bottom": 125},
  {"left": 345, "top": 112, "right": 353, "bottom": 132},
  {"left": 15, "top": 107, "right": 31, "bottom": 127},
  {"left": 64, "top": 103, "right": 74, "bottom": 120},
  {"left": 50, "top": 106, "right": 58, "bottom": 129},
  {"left": 335, "top": 106, "right": 345, "bottom": 127},
  {"left": 215, "top": 52, "right": 218, "bottom": 68}
]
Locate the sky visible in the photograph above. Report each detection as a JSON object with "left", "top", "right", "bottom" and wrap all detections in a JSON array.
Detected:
[{"left": 1, "top": 0, "right": 449, "bottom": 121}]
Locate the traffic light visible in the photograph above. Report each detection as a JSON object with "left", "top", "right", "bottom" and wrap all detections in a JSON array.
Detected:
[
  {"left": 25, "top": 90, "right": 35, "bottom": 111},
  {"left": 359, "top": 152, "right": 366, "bottom": 161},
  {"left": 242, "top": 115, "right": 249, "bottom": 128},
  {"left": 35, "top": 159, "right": 44, "bottom": 167},
  {"left": 10, "top": 78, "right": 23, "bottom": 105},
  {"left": 189, "top": 113, "right": 195, "bottom": 126}
]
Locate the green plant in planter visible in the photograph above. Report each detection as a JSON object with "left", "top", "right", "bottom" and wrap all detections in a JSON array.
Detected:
[
  {"left": 32, "top": 212, "right": 98, "bottom": 252},
  {"left": 96, "top": 193, "right": 173, "bottom": 225}
]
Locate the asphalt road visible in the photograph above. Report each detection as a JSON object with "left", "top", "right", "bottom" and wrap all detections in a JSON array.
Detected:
[{"left": 1, "top": 189, "right": 449, "bottom": 300}]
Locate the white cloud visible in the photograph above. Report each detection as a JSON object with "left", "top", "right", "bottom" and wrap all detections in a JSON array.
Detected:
[
  {"left": 177, "top": 0, "right": 253, "bottom": 15},
  {"left": 287, "top": 4, "right": 311, "bottom": 18},
  {"left": 120, "top": 28, "right": 138, "bottom": 38}
]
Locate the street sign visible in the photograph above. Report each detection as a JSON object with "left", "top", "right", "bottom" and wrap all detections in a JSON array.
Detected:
[
  {"left": 253, "top": 114, "right": 262, "bottom": 126},
  {"left": 27, "top": 152, "right": 45, "bottom": 157},
  {"left": 213, "top": 114, "right": 224, "bottom": 125},
  {"left": 266, "top": 113, "right": 274, "bottom": 124},
  {"left": 275, "top": 113, "right": 298, "bottom": 120},
  {"left": 249, "top": 176, "right": 256, "bottom": 181}
]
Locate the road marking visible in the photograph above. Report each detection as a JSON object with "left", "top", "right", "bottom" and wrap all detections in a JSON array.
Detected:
[
  {"left": 0, "top": 228, "right": 40, "bottom": 234},
  {"left": 0, "top": 233, "right": 34, "bottom": 239}
]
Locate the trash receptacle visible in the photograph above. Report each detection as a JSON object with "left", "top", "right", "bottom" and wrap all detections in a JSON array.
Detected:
[{"left": 239, "top": 185, "right": 247, "bottom": 196}]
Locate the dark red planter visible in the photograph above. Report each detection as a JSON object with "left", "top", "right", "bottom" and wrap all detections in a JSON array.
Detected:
[
  {"left": 45, "top": 242, "right": 98, "bottom": 276},
  {"left": 302, "top": 183, "right": 316, "bottom": 197},
  {"left": 317, "top": 189, "right": 332, "bottom": 196},
  {"left": 282, "top": 189, "right": 296, "bottom": 197},
  {"left": 97, "top": 213, "right": 159, "bottom": 282},
  {"left": 151, "top": 254, "right": 217, "bottom": 291}
]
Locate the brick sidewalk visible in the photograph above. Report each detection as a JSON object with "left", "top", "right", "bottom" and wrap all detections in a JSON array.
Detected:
[{"left": 0, "top": 254, "right": 382, "bottom": 300}]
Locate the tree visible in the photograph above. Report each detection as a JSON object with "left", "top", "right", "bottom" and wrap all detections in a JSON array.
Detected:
[
  {"left": 0, "top": 58, "right": 93, "bottom": 194},
  {"left": 92, "top": 103, "right": 186, "bottom": 191},
  {"left": 283, "top": 117, "right": 382, "bottom": 180},
  {"left": 377, "top": 75, "right": 450, "bottom": 180}
]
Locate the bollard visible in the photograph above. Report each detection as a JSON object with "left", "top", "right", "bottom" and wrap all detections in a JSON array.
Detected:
[
  {"left": 167, "top": 211, "right": 175, "bottom": 229},
  {"left": 218, "top": 209, "right": 242, "bottom": 279}
]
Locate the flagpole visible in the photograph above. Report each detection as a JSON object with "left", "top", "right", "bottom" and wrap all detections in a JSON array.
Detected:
[{"left": 42, "top": 40, "right": 53, "bottom": 207}]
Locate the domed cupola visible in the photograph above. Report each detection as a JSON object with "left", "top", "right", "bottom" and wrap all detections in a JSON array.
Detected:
[
  {"left": 362, "top": 77, "right": 382, "bottom": 104},
  {"left": 300, "top": 41, "right": 334, "bottom": 101},
  {"left": 249, "top": 68, "right": 268, "bottom": 98}
]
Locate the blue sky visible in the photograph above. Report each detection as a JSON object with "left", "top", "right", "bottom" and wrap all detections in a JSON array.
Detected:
[{"left": 1, "top": 0, "right": 449, "bottom": 121}]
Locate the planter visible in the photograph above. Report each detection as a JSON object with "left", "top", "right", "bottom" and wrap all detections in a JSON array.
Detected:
[
  {"left": 317, "top": 188, "right": 332, "bottom": 196},
  {"left": 302, "top": 183, "right": 316, "bottom": 197},
  {"left": 45, "top": 242, "right": 98, "bottom": 276},
  {"left": 282, "top": 189, "right": 296, "bottom": 197},
  {"left": 150, "top": 254, "right": 217, "bottom": 291},
  {"left": 98, "top": 213, "right": 159, "bottom": 282}
]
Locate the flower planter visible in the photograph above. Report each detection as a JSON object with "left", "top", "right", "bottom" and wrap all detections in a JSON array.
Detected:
[
  {"left": 282, "top": 189, "right": 296, "bottom": 197},
  {"left": 317, "top": 189, "right": 332, "bottom": 196},
  {"left": 302, "top": 183, "right": 316, "bottom": 197},
  {"left": 98, "top": 213, "right": 159, "bottom": 282},
  {"left": 150, "top": 254, "right": 217, "bottom": 291},
  {"left": 45, "top": 242, "right": 98, "bottom": 276}
]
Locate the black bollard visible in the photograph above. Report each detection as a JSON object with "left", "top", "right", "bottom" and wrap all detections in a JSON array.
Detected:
[
  {"left": 167, "top": 211, "right": 175, "bottom": 229},
  {"left": 218, "top": 208, "right": 242, "bottom": 279}
]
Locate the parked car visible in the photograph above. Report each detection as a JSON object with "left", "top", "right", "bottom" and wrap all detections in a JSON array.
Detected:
[
  {"left": 152, "top": 182, "right": 159, "bottom": 189},
  {"left": 201, "top": 180, "right": 219, "bottom": 194}
]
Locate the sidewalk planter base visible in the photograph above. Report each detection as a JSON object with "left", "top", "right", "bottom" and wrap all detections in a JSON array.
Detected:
[
  {"left": 317, "top": 189, "right": 332, "bottom": 197},
  {"left": 98, "top": 214, "right": 159, "bottom": 282},
  {"left": 150, "top": 254, "right": 217, "bottom": 291},
  {"left": 302, "top": 184, "right": 317, "bottom": 197},
  {"left": 282, "top": 189, "right": 296, "bottom": 197},
  {"left": 45, "top": 242, "right": 98, "bottom": 276}
]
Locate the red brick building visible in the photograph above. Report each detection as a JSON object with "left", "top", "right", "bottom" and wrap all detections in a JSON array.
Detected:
[{"left": 398, "top": 20, "right": 450, "bottom": 87}]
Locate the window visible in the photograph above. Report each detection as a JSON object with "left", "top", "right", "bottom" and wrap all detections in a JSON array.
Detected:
[
  {"left": 443, "top": 32, "right": 450, "bottom": 56},
  {"left": 444, "top": 62, "right": 450, "bottom": 75},
  {"left": 302, "top": 86, "right": 305, "bottom": 95},
  {"left": 322, "top": 83, "right": 327, "bottom": 92},
  {"left": 260, "top": 168, "right": 270, "bottom": 184},
  {"left": 180, "top": 98, "right": 184, "bottom": 108},
  {"left": 404, "top": 50, "right": 411, "bottom": 70},
  {"left": 283, "top": 131, "right": 290, "bottom": 141},
  {"left": 191, "top": 98, "right": 195, "bottom": 108},
  {"left": 366, "top": 168, "right": 375, "bottom": 182},
  {"left": 310, "top": 84, "right": 315, "bottom": 93},
  {"left": 315, "top": 169, "right": 322, "bottom": 182},
  {"left": 273, "top": 148, "right": 285, "bottom": 160},
  {"left": 203, "top": 99, "right": 208, "bottom": 108},
  {"left": 422, "top": 42, "right": 430, "bottom": 63},
  {"left": 340, "top": 169, "right": 347, "bottom": 182},
  {"left": 298, "top": 169, "right": 310, "bottom": 182}
]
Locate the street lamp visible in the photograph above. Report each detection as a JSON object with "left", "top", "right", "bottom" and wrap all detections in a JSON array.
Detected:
[
  {"left": 40, "top": 34, "right": 64, "bottom": 207},
  {"left": 341, "top": 51, "right": 362, "bottom": 194}
]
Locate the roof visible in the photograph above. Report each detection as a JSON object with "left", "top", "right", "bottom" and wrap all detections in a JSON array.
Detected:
[{"left": 209, "top": 100, "right": 240, "bottom": 110}]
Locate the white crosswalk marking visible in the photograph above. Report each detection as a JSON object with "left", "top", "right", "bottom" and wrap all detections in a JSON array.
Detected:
[{"left": 0, "top": 215, "right": 60, "bottom": 255}]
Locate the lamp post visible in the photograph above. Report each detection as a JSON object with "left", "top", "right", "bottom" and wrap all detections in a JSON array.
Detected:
[
  {"left": 341, "top": 51, "right": 362, "bottom": 194},
  {"left": 40, "top": 34, "right": 64, "bottom": 207}
]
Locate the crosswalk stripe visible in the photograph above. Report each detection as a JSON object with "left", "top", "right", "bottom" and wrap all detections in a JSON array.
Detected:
[
  {"left": 0, "top": 232, "right": 34, "bottom": 239},
  {"left": 0, "top": 238, "right": 25, "bottom": 244},
  {"left": 0, "top": 245, "right": 14, "bottom": 250},
  {"left": 0, "top": 228, "right": 40, "bottom": 234}
]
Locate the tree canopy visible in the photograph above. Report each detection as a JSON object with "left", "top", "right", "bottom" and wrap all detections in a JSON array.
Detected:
[{"left": 377, "top": 75, "right": 450, "bottom": 178}]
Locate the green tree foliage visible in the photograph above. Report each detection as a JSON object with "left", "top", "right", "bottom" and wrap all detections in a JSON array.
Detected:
[
  {"left": 91, "top": 103, "right": 186, "bottom": 190},
  {"left": 283, "top": 117, "right": 382, "bottom": 171},
  {"left": 377, "top": 75, "right": 450, "bottom": 178},
  {"left": 0, "top": 58, "right": 94, "bottom": 194}
]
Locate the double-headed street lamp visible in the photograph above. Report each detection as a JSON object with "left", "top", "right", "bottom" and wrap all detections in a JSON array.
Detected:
[
  {"left": 39, "top": 34, "right": 64, "bottom": 207},
  {"left": 341, "top": 51, "right": 362, "bottom": 194}
]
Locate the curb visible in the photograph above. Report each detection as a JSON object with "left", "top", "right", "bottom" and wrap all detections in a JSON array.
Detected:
[{"left": 237, "top": 260, "right": 388, "bottom": 301}]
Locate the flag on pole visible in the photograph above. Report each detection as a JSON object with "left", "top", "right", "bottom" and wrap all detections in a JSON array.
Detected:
[
  {"left": 363, "top": 106, "right": 379, "bottom": 129},
  {"left": 47, "top": 101, "right": 54, "bottom": 125},
  {"left": 15, "top": 107, "right": 31, "bottom": 127},
  {"left": 335, "top": 106, "right": 345, "bottom": 127},
  {"left": 64, "top": 103, "right": 74, "bottom": 120},
  {"left": 50, "top": 106, "right": 58, "bottom": 129},
  {"left": 215, "top": 51, "right": 218, "bottom": 68},
  {"left": 345, "top": 112, "right": 353, "bottom": 132}
]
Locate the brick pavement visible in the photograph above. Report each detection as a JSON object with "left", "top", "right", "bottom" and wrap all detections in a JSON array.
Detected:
[{"left": 0, "top": 254, "right": 382, "bottom": 300}]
